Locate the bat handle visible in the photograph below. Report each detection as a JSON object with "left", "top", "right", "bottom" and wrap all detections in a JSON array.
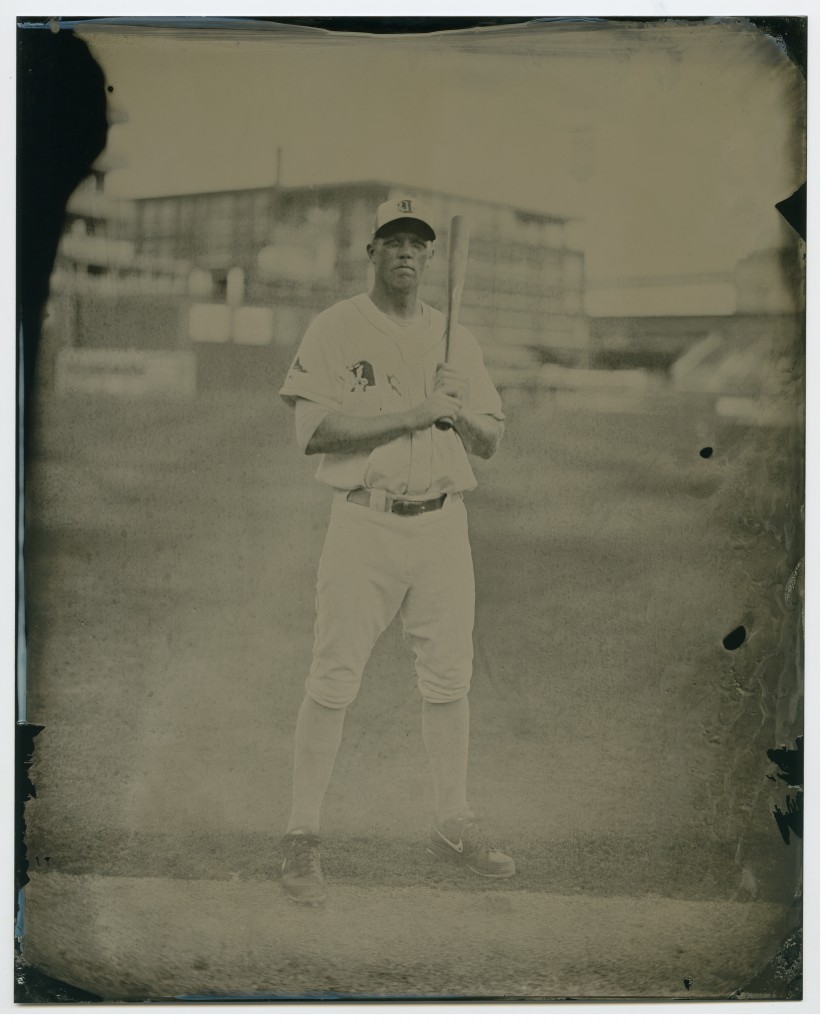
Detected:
[
  {"left": 435, "top": 334, "right": 455, "bottom": 430},
  {"left": 435, "top": 269, "right": 464, "bottom": 432}
]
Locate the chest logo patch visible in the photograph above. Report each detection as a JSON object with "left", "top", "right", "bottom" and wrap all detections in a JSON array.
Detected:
[{"left": 348, "top": 360, "right": 376, "bottom": 392}]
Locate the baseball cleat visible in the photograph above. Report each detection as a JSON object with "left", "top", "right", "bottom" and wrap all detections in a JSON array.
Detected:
[
  {"left": 427, "top": 814, "right": 516, "bottom": 878},
  {"left": 280, "top": 830, "right": 326, "bottom": 904}
]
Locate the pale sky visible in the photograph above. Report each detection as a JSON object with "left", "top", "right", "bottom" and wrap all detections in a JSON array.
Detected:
[{"left": 79, "top": 19, "right": 805, "bottom": 314}]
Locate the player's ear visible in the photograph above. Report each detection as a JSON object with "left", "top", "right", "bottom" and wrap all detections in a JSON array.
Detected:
[{"left": 366, "top": 240, "right": 376, "bottom": 262}]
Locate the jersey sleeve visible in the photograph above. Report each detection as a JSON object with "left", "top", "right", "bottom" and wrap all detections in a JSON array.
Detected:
[
  {"left": 279, "top": 313, "right": 345, "bottom": 412},
  {"left": 294, "top": 398, "right": 333, "bottom": 453},
  {"left": 458, "top": 326, "right": 506, "bottom": 422}
]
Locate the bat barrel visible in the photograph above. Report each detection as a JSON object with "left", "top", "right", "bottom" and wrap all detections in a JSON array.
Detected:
[
  {"left": 444, "top": 215, "right": 470, "bottom": 364},
  {"left": 437, "top": 215, "right": 470, "bottom": 429}
]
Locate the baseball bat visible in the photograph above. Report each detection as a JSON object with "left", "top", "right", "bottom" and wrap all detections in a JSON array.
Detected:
[{"left": 435, "top": 214, "right": 470, "bottom": 430}]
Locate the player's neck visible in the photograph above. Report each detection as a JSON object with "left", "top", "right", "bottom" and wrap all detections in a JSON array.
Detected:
[{"left": 368, "top": 284, "right": 421, "bottom": 322}]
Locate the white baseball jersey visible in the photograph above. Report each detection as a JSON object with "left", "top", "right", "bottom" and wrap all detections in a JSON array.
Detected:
[
  {"left": 280, "top": 292, "right": 503, "bottom": 708},
  {"left": 279, "top": 293, "right": 504, "bottom": 496}
]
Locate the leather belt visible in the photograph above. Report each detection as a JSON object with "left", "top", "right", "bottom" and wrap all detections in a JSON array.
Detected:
[{"left": 346, "top": 489, "right": 448, "bottom": 516}]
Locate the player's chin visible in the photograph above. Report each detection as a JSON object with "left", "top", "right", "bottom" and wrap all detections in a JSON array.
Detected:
[{"left": 389, "top": 275, "right": 418, "bottom": 292}]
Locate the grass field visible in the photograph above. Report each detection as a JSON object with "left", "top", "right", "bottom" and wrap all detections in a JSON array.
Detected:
[{"left": 20, "top": 380, "right": 804, "bottom": 997}]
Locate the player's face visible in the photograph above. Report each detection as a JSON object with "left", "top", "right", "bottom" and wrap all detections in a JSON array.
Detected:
[{"left": 368, "top": 223, "right": 433, "bottom": 294}]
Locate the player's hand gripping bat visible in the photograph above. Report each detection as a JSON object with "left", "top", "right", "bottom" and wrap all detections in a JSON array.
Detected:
[{"left": 435, "top": 215, "right": 470, "bottom": 431}]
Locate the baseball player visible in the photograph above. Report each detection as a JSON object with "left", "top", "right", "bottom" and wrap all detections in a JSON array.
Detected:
[{"left": 278, "top": 197, "right": 515, "bottom": 904}]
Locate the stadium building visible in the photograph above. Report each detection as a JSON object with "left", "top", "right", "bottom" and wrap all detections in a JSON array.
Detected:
[
  {"left": 47, "top": 179, "right": 587, "bottom": 394},
  {"left": 131, "top": 181, "right": 588, "bottom": 368}
]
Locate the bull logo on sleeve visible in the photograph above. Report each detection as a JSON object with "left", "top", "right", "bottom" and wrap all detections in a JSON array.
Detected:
[{"left": 348, "top": 360, "right": 376, "bottom": 392}]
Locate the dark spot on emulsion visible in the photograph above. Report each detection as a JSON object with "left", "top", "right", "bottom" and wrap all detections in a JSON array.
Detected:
[
  {"left": 723, "top": 625, "right": 747, "bottom": 650},
  {"left": 699, "top": 447, "right": 713, "bottom": 458},
  {"left": 684, "top": 977, "right": 693, "bottom": 990},
  {"left": 772, "top": 794, "right": 803, "bottom": 845},
  {"left": 767, "top": 737, "right": 803, "bottom": 845},
  {"left": 768, "top": 737, "right": 803, "bottom": 787}
]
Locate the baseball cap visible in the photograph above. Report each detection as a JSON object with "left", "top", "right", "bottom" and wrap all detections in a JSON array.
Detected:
[{"left": 373, "top": 197, "right": 437, "bottom": 241}]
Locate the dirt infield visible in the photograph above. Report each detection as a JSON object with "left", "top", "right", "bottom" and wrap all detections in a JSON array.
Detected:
[
  {"left": 21, "top": 385, "right": 802, "bottom": 999},
  {"left": 22, "top": 872, "right": 794, "bottom": 1000}
]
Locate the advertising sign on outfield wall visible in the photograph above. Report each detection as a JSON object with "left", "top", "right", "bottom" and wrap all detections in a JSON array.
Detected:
[{"left": 55, "top": 349, "right": 197, "bottom": 398}]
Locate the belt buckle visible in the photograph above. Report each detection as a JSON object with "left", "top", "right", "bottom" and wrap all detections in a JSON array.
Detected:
[{"left": 391, "top": 498, "right": 423, "bottom": 516}]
